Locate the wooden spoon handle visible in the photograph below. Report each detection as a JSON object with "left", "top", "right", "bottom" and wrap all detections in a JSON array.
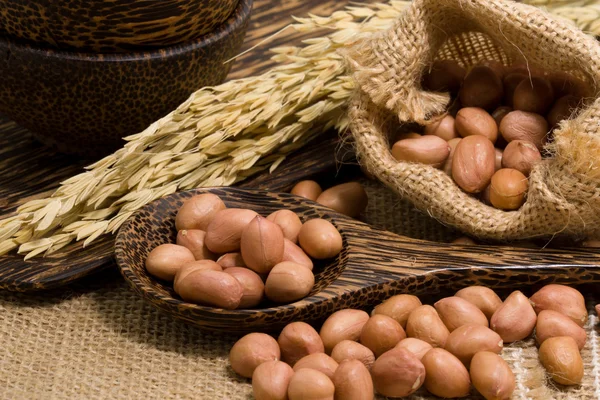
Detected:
[{"left": 322, "top": 218, "right": 600, "bottom": 309}]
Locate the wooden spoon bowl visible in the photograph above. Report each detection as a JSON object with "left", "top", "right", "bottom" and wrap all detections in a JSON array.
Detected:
[{"left": 115, "top": 187, "right": 600, "bottom": 333}]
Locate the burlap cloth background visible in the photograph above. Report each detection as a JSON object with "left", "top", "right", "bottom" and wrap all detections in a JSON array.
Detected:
[{"left": 1, "top": 180, "right": 599, "bottom": 400}]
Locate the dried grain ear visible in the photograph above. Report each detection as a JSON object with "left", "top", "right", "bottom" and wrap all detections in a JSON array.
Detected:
[{"left": 345, "top": 0, "right": 600, "bottom": 241}]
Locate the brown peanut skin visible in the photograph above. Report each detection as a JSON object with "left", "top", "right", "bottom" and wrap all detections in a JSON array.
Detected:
[
  {"left": 451, "top": 237, "right": 477, "bottom": 245},
  {"left": 291, "top": 180, "right": 322, "bottom": 201},
  {"left": 288, "top": 368, "right": 335, "bottom": 400},
  {"left": 529, "top": 284, "right": 588, "bottom": 327},
  {"left": 490, "top": 291, "right": 537, "bottom": 343},
  {"left": 176, "top": 229, "right": 216, "bottom": 261},
  {"left": 177, "top": 269, "right": 243, "bottom": 310},
  {"left": 423, "top": 60, "right": 466, "bottom": 94},
  {"left": 452, "top": 135, "right": 496, "bottom": 193},
  {"left": 359, "top": 315, "right": 406, "bottom": 357},
  {"left": 264, "top": 262, "right": 314, "bottom": 304},
  {"left": 443, "top": 138, "right": 462, "bottom": 176},
  {"left": 252, "top": 361, "right": 294, "bottom": 400},
  {"left": 539, "top": 336, "right": 584, "bottom": 386},
  {"left": 395, "top": 338, "right": 433, "bottom": 360},
  {"left": 535, "top": 310, "right": 586, "bottom": 350},
  {"left": 316, "top": 182, "right": 368, "bottom": 218},
  {"left": 230, "top": 333, "right": 280, "bottom": 378},
  {"left": 489, "top": 168, "right": 528, "bottom": 211},
  {"left": 371, "top": 347, "right": 425, "bottom": 398},
  {"left": 392, "top": 135, "right": 450, "bottom": 167},
  {"left": 298, "top": 218, "right": 343, "bottom": 260},
  {"left": 501, "top": 140, "right": 541, "bottom": 176},
  {"left": 459, "top": 66, "right": 503, "bottom": 111},
  {"left": 425, "top": 114, "right": 459, "bottom": 141},
  {"left": 278, "top": 321, "right": 325, "bottom": 366},
  {"left": 547, "top": 95, "right": 581, "bottom": 127},
  {"left": 332, "top": 360, "right": 374, "bottom": 400},
  {"left": 479, "top": 60, "right": 506, "bottom": 80},
  {"left": 455, "top": 107, "right": 498, "bottom": 143},
  {"left": 512, "top": 77, "right": 555, "bottom": 115},
  {"left": 320, "top": 309, "right": 370, "bottom": 354},
  {"left": 267, "top": 210, "right": 303, "bottom": 244},
  {"left": 224, "top": 267, "right": 265, "bottom": 309},
  {"left": 470, "top": 352, "right": 515, "bottom": 400},
  {"left": 216, "top": 252, "right": 245, "bottom": 268},
  {"left": 503, "top": 73, "right": 527, "bottom": 107},
  {"left": 175, "top": 193, "right": 226, "bottom": 231},
  {"left": 145, "top": 244, "right": 195, "bottom": 282},
  {"left": 455, "top": 286, "right": 502, "bottom": 320},
  {"left": 406, "top": 305, "right": 450, "bottom": 348},
  {"left": 492, "top": 106, "right": 513, "bottom": 127},
  {"left": 434, "top": 296, "right": 489, "bottom": 331},
  {"left": 205, "top": 208, "right": 258, "bottom": 254},
  {"left": 371, "top": 294, "right": 422, "bottom": 329},
  {"left": 240, "top": 215, "right": 285, "bottom": 274},
  {"left": 422, "top": 348, "right": 471, "bottom": 398},
  {"left": 293, "top": 353, "right": 339, "bottom": 379},
  {"left": 331, "top": 340, "right": 375, "bottom": 370},
  {"left": 173, "top": 260, "right": 222, "bottom": 294},
  {"left": 499, "top": 111, "right": 548, "bottom": 150},
  {"left": 444, "top": 324, "right": 503, "bottom": 367},
  {"left": 282, "top": 238, "right": 314, "bottom": 270}
]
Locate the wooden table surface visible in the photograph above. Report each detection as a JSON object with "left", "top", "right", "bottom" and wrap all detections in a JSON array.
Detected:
[{"left": 0, "top": 0, "right": 359, "bottom": 291}]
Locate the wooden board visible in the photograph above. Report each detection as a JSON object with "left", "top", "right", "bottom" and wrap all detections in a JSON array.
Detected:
[{"left": 0, "top": 0, "right": 357, "bottom": 291}]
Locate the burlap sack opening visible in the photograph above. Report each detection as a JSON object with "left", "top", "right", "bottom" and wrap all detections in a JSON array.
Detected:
[{"left": 346, "top": 0, "right": 600, "bottom": 241}]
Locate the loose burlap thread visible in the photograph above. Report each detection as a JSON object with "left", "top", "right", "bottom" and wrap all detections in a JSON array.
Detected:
[
  {"left": 346, "top": 0, "right": 600, "bottom": 241},
  {"left": 1, "top": 179, "right": 600, "bottom": 400}
]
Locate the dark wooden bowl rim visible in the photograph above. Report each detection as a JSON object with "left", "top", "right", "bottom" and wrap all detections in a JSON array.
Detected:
[{"left": 0, "top": 0, "right": 252, "bottom": 62}]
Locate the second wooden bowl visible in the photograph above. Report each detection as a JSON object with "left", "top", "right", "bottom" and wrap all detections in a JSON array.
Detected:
[
  {"left": 0, "top": 0, "right": 240, "bottom": 53},
  {"left": 115, "top": 187, "right": 600, "bottom": 333},
  {"left": 0, "top": 0, "right": 252, "bottom": 158}
]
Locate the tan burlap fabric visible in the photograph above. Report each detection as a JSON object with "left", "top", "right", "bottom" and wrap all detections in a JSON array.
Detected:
[
  {"left": 346, "top": 0, "right": 600, "bottom": 241},
  {"left": 1, "top": 179, "right": 600, "bottom": 399}
]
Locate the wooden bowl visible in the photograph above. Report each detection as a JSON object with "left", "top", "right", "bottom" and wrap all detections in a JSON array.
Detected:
[
  {"left": 0, "top": 0, "right": 240, "bottom": 53},
  {"left": 114, "top": 187, "right": 600, "bottom": 333},
  {"left": 0, "top": 0, "right": 252, "bottom": 158}
]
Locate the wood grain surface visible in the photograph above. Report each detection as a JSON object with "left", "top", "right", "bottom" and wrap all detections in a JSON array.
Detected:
[{"left": 0, "top": 0, "right": 359, "bottom": 291}]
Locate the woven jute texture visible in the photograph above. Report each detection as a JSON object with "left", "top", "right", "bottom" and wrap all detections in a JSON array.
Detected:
[
  {"left": 346, "top": 0, "right": 600, "bottom": 242},
  {"left": 1, "top": 179, "right": 600, "bottom": 399}
]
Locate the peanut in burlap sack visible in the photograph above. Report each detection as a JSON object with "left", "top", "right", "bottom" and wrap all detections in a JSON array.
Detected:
[{"left": 345, "top": 0, "right": 600, "bottom": 241}]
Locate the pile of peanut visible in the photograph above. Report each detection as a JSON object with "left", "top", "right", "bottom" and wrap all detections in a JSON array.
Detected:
[
  {"left": 230, "top": 284, "right": 592, "bottom": 399},
  {"left": 390, "top": 60, "right": 587, "bottom": 210},
  {"left": 144, "top": 181, "right": 368, "bottom": 309}
]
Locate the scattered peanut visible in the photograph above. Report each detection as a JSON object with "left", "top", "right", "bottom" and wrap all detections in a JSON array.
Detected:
[
  {"left": 530, "top": 284, "right": 588, "bottom": 327},
  {"left": 470, "top": 352, "right": 515, "bottom": 400},
  {"left": 539, "top": 336, "right": 584, "bottom": 385},
  {"left": 535, "top": 310, "right": 587, "bottom": 350},
  {"left": 490, "top": 291, "right": 537, "bottom": 343},
  {"left": 434, "top": 296, "right": 489, "bottom": 331},
  {"left": 444, "top": 324, "right": 503, "bottom": 367},
  {"left": 371, "top": 347, "right": 426, "bottom": 398},
  {"left": 320, "top": 309, "right": 370, "bottom": 354},
  {"left": 229, "top": 333, "right": 280, "bottom": 378},
  {"left": 291, "top": 180, "right": 322, "bottom": 201},
  {"left": 278, "top": 321, "right": 325, "bottom": 366},
  {"left": 316, "top": 182, "right": 368, "bottom": 218},
  {"left": 422, "top": 348, "right": 471, "bottom": 398}
]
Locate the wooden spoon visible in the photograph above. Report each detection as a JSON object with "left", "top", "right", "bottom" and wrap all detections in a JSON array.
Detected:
[{"left": 115, "top": 187, "right": 600, "bottom": 333}]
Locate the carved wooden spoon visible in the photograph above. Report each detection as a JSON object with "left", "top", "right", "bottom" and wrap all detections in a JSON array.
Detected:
[{"left": 115, "top": 187, "right": 600, "bottom": 333}]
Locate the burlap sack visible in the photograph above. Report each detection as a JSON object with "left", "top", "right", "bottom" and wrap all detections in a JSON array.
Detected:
[{"left": 345, "top": 0, "right": 600, "bottom": 241}]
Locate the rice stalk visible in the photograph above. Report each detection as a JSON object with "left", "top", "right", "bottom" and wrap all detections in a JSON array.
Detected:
[{"left": 0, "top": 0, "right": 597, "bottom": 258}]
